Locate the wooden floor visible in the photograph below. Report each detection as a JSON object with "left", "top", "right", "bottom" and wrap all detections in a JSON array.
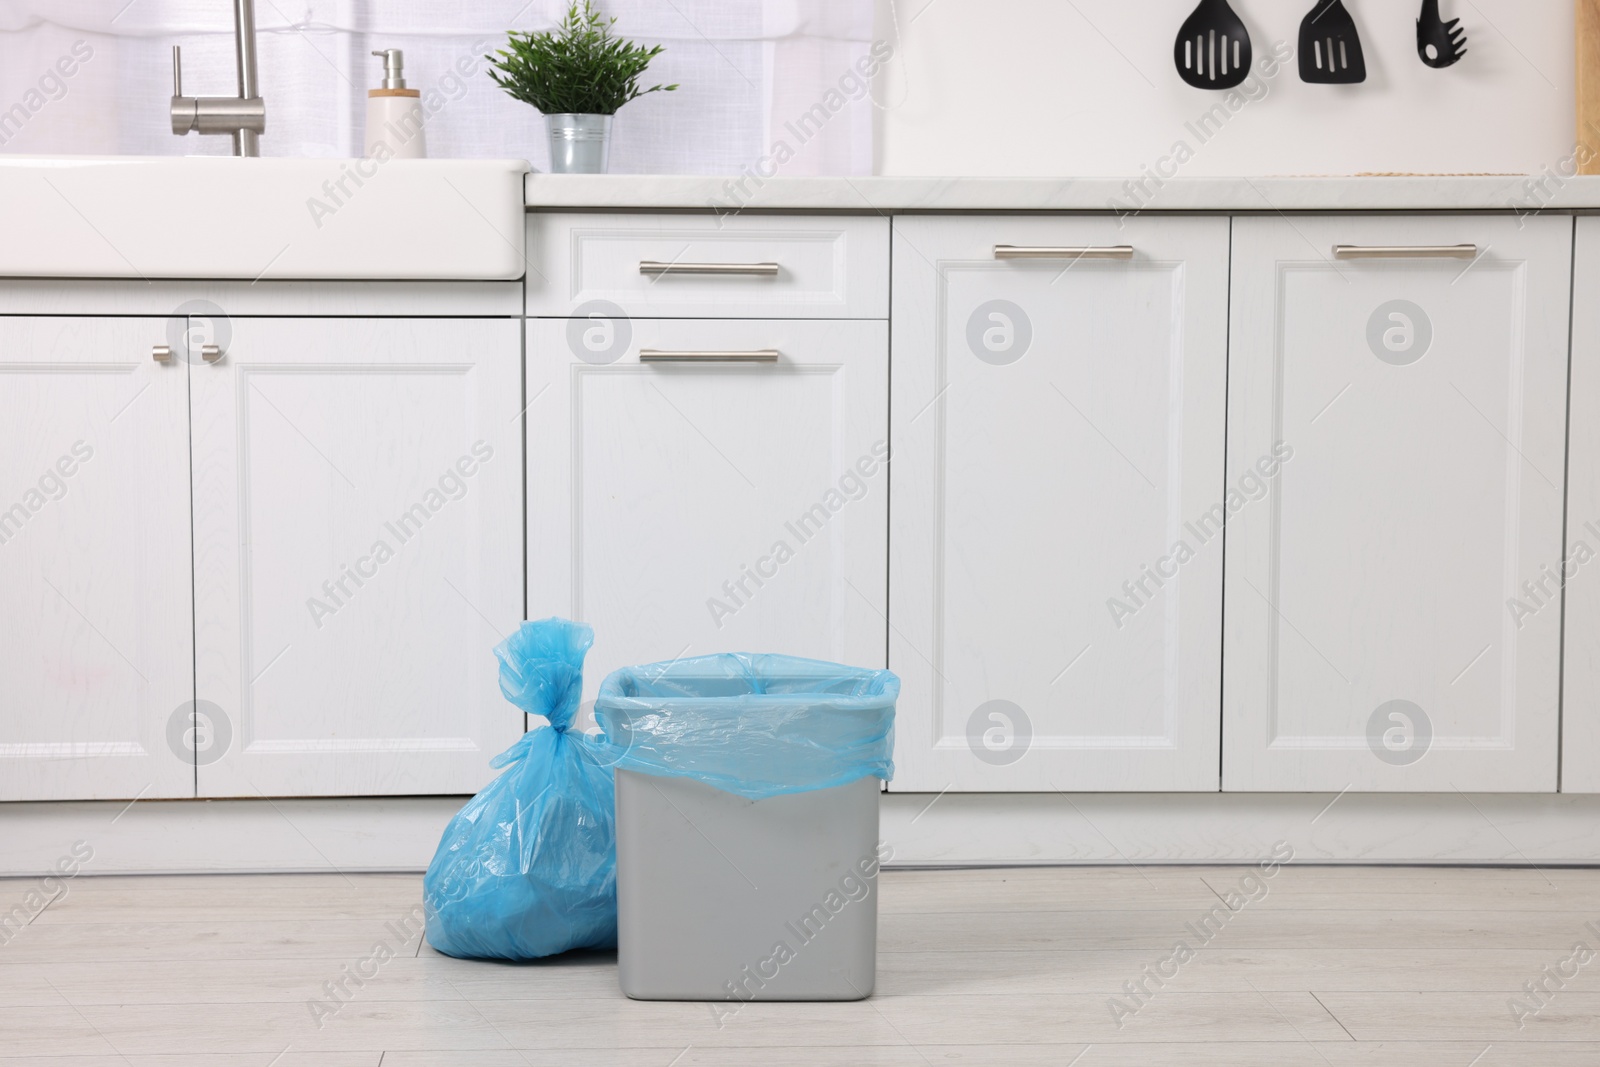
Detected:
[{"left": 1, "top": 866, "right": 1598, "bottom": 1065}]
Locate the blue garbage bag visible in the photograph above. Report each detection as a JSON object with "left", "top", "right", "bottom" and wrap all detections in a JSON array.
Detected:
[
  {"left": 423, "top": 618, "right": 617, "bottom": 959},
  {"left": 594, "top": 653, "right": 898, "bottom": 800}
]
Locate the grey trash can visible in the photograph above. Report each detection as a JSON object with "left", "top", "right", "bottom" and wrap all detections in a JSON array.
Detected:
[{"left": 595, "top": 653, "right": 897, "bottom": 1002}]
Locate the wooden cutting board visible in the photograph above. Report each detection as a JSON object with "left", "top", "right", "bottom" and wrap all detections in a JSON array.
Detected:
[{"left": 1581, "top": 0, "right": 1600, "bottom": 172}]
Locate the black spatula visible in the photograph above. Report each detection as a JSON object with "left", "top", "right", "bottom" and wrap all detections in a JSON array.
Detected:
[
  {"left": 1174, "top": 0, "right": 1254, "bottom": 90},
  {"left": 1298, "top": 0, "right": 1366, "bottom": 83}
]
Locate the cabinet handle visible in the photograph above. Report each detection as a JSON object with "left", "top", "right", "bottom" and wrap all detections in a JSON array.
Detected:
[
  {"left": 1332, "top": 244, "right": 1478, "bottom": 259},
  {"left": 639, "top": 349, "right": 780, "bottom": 363},
  {"left": 639, "top": 260, "right": 780, "bottom": 276},
  {"left": 201, "top": 344, "right": 223, "bottom": 364},
  {"left": 152, "top": 344, "right": 173, "bottom": 363},
  {"left": 993, "top": 245, "right": 1134, "bottom": 259}
]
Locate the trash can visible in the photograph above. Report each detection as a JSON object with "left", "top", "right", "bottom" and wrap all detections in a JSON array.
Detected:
[{"left": 595, "top": 653, "right": 898, "bottom": 1002}]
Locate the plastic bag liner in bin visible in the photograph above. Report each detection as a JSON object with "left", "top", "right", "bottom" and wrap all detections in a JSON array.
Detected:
[
  {"left": 422, "top": 617, "right": 617, "bottom": 960},
  {"left": 594, "top": 653, "right": 898, "bottom": 800}
]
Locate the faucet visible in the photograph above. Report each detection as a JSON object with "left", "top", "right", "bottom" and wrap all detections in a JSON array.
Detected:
[{"left": 170, "top": 0, "right": 265, "bottom": 157}]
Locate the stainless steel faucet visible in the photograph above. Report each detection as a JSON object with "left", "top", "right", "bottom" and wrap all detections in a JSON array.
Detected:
[{"left": 170, "top": 0, "right": 266, "bottom": 157}]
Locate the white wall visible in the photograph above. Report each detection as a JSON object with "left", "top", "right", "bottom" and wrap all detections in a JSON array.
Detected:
[{"left": 873, "top": 0, "right": 1574, "bottom": 176}]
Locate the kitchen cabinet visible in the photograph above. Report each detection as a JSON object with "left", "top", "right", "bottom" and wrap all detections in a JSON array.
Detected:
[
  {"left": 190, "top": 316, "right": 524, "bottom": 797},
  {"left": 1224, "top": 216, "right": 1571, "bottom": 792},
  {"left": 526, "top": 317, "right": 889, "bottom": 704},
  {"left": 888, "top": 216, "right": 1231, "bottom": 791},
  {"left": 0, "top": 317, "right": 194, "bottom": 801},
  {"left": 4, "top": 199, "right": 1588, "bottom": 808},
  {"left": 1562, "top": 218, "right": 1600, "bottom": 793}
]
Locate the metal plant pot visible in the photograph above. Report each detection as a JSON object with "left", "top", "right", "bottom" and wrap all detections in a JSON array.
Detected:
[{"left": 545, "top": 113, "right": 611, "bottom": 174}]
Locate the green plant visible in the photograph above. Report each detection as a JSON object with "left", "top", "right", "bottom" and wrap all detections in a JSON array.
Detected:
[{"left": 486, "top": 1, "right": 678, "bottom": 116}]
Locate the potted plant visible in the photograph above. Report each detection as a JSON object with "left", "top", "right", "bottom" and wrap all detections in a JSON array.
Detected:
[{"left": 486, "top": 1, "right": 677, "bottom": 174}]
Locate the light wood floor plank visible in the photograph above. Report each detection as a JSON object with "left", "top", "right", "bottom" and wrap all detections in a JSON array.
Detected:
[
  {"left": 1316, "top": 990, "right": 1600, "bottom": 1041},
  {"left": 462, "top": 990, "right": 1350, "bottom": 1047},
  {"left": 0, "top": 943, "right": 1563, "bottom": 1008},
  {"left": 0, "top": 1057, "right": 376, "bottom": 1067},
  {"left": 28, "top": 891, "right": 426, "bottom": 926},
  {"left": 0, "top": 952, "right": 616, "bottom": 1007},
  {"left": 880, "top": 867, "right": 1226, "bottom": 911},
  {"left": 34, "top": 1001, "right": 511, "bottom": 1056},
  {"left": 7, "top": 1046, "right": 1600, "bottom": 1067},
  {"left": 372, "top": 1045, "right": 1600, "bottom": 1067},
  {"left": 877, "top": 908, "right": 1600, "bottom": 951},
  {"left": 877, "top": 947, "right": 1568, "bottom": 995},
  {"left": 0, "top": 872, "right": 416, "bottom": 894},
  {"left": 0, "top": 918, "right": 425, "bottom": 964}
]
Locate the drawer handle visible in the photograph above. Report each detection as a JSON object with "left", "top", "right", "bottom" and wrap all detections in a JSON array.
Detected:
[
  {"left": 639, "top": 349, "right": 780, "bottom": 363},
  {"left": 993, "top": 245, "right": 1134, "bottom": 259},
  {"left": 152, "top": 344, "right": 173, "bottom": 363},
  {"left": 1332, "top": 244, "right": 1478, "bottom": 259},
  {"left": 638, "top": 260, "right": 780, "bottom": 276}
]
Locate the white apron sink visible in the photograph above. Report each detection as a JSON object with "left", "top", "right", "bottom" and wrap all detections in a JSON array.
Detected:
[{"left": 0, "top": 156, "right": 529, "bottom": 280}]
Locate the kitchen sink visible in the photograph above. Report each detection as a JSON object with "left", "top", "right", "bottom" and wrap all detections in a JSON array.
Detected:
[{"left": 0, "top": 156, "right": 529, "bottom": 280}]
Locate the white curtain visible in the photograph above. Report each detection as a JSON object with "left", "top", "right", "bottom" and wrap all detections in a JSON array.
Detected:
[{"left": 0, "top": 1, "right": 875, "bottom": 174}]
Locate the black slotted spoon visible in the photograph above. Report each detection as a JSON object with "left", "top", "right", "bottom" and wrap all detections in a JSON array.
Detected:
[
  {"left": 1298, "top": 0, "right": 1367, "bottom": 83},
  {"left": 1174, "top": 0, "right": 1254, "bottom": 90}
]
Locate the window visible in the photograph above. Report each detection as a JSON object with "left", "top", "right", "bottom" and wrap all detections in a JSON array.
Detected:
[{"left": 0, "top": 0, "right": 876, "bottom": 174}]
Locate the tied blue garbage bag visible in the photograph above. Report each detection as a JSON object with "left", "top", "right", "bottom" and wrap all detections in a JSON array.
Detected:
[
  {"left": 594, "top": 653, "right": 898, "bottom": 800},
  {"left": 423, "top": 618, "right": 617, "bottom": 959}
]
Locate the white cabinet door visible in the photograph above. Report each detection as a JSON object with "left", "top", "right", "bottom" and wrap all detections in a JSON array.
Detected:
[
  {"left": 1563, "top": 218, "right": 1600, "bottom": 793},
  {"left": 0, "top": 317, "right": 194, "bottom": 800},
  {"left": 191, "top": 317, "right": 524, "bottom": 797},
  {"left": 890, "top": 216, "right": 1230, "bottom": 792},
  {"left": 526, "top": 318, "right": 888, "bottom": 704},
  {"left": 1225, "top": 216, "right": 1570, "bottom": 792}
]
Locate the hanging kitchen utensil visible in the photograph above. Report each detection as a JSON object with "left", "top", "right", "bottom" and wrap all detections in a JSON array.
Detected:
[
  {"left": 1174, "top": 0, "right": 1254, "bottom": 90},
  {"left": 1416, "top": 0, "right": 1467, "bottom": 68},
  {"left": 1298, "top": 0, "right": 1367, "bottom": 83}
]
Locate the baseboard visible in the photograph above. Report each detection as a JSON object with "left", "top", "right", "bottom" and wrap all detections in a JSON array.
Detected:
[
  {"left": 3, "top": 791, "right": 1600, "bottom": 877},
  {"left": 880, "top": 791, "right": 1600, "bottom": 866},
  {"left": 0, "top": 797, "right": 464, "bottom": 878}
]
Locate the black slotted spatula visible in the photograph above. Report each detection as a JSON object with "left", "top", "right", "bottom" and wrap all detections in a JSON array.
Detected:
[
  {"left": 1298, "top": 0, "right": 1366, "bottom": 83},
  {"left": 1174, "top": 0, "right": 1254, "bottom": 90}
]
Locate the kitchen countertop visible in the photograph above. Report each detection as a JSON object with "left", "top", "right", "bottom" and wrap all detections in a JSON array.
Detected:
[{"left": 525, "top": 173, "right": 1600, "bottom": 213}]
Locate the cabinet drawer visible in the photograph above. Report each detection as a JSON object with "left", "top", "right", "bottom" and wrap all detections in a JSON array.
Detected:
[{"left": 525, "top": 213, "right": 889, "bottom": 319}]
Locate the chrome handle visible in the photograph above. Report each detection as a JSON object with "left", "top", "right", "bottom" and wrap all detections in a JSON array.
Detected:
[
  {"left": 639, "top": 349, "right": 780, "bottom": 363},
  {"left": 152, "top": 345, "right": 173, "bottom": 363},
  {"left": 994, "top": 245, "right": 1134, "bottom": 259},
  {"left": 170, "top": 46, "right": 197, "bottom": 134},
  {"left": 170, "top": 40, "right": 265, "bottom": 143},
  {"left": 201, "top": 344, "right": 223, "bottom": 364},
  {"left": 639, "top": 261, "right": 780, "bottom": 277},
  {"left": 1333, "top": 244, "right": 1478, "bottom": 259}
]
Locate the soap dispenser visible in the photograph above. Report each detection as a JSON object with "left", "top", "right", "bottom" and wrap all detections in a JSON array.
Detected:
[{"left": 365, "top": 49, "right": 426, "bottom": 159}]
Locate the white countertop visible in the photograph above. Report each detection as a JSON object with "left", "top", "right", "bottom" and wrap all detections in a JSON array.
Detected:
[{"left": 525, "top": 173, "right": 1600, "bottom": 213}]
